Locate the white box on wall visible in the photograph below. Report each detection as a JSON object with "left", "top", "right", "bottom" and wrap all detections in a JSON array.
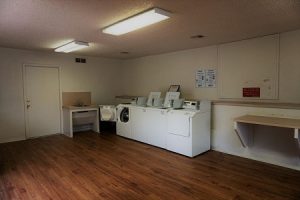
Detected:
[{"left": 218, "top": 34, "right": 279, "bottom": 100}]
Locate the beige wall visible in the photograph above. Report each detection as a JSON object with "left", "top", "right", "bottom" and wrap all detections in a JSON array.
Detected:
[
  {"left": 120, "top": 45, "right": 219, "bottom": 100},
  {"left": 279, "top": 30, "right": 300, "bottom": 103},
  {"left": 0, "top": 47, "right": 121, "bottom": 142},
  {"left": 120, "top": 29, "right": 300, "bottom": 103}
]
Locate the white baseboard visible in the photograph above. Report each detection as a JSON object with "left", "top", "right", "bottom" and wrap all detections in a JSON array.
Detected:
[
  {"left": 0, "top": 136, "right": 26, "bottom": 144},
  {"left": 0, "top": 133, "right": 63, "bottom": 143}
]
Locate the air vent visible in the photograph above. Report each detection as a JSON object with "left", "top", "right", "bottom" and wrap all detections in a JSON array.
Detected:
[
  {"left": 190, "top": 35, "right": 204, "bottom": 39},
  {"left": 75, "top": 58, "right": 87, "bottom": 63}
]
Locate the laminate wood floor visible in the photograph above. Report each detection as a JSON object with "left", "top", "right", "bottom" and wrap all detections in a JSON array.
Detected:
[{"left": 0, "top": 132, "right": 299, "bottom": 200}]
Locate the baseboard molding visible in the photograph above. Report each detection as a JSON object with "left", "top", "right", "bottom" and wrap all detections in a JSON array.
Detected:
[
  {"left": 0, "top": 133, "right": 63, "bottom": 144},
  {"left": 26, "top": 133, "right": 63, "bottom": 140},
  {"left": 0, "top": 136, "right": 26, "bottom": 144},
  {"left": 212, "top": 147, "right": 300, "bottom": 171}
]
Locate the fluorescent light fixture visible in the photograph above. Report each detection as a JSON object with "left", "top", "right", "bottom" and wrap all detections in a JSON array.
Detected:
[
  {"left": 102, "top": 8, "right": 171, "bottom": 36},
  {"left": 55, "top": 41, "right": 89, "bottom": 53}
]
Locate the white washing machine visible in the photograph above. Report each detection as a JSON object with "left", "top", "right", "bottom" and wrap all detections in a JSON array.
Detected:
[
  {"left": 99, "top": 105, "right": 117, "bottom": 122},
  {"left": 166, "top": 100, "right": 211, "bottom": 157},
  {"left": 116, "top": 104, "right": 132, "bottom": 138}
]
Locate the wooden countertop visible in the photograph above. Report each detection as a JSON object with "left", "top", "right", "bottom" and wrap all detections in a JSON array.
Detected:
[
  {"left": 234, "top": 115, "right": 300, "bottom": 129},
  {"left": 213, "top": 100, "right": 300, "bottom": 110},
  {"left": 62, "top": 105, "right": 98, "bottom": 111}
]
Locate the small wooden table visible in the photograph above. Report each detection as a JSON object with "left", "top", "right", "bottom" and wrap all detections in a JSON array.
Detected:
[{"left": 234, "top": 115, "right": 300, "bottom": 148}]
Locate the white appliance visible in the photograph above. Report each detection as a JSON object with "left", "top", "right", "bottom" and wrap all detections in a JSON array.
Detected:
[
  {"left": 166, "top": 100, "right": 211, "bottom": 157},
  {"left": 136, "top": 97, "right": 148, "bottom": 106},
  {"left": 116, "top": 104, "right": 132, "bottom": 138},
  {"left": 173, "top": 98, "right": 184, "bottom": 109},
  {"left": 147, "top": 92, "right": 161, "bottom": 107},
  {"left": 131, "top": 106, "right": 167, "bottom": 148},
  {"left": 153, "top": 98, "right": 164, "bottom": 108},
  {"left": 115, "top": 100, "right": 211, "bottom": 157},
  {"left": 183, "top": 100, "right": 199, "bottom": 110},
  {"left": 163, "top": 92, "right": 180, "bottom": 108},
  {"left": 99, "top": 105, "right": 117, "bottom": 122}
]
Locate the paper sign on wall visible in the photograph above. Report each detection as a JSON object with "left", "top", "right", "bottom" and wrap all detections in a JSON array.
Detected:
[
  {"left": 195, "top": 69, "right": 206, "bottom": 88},
  {"left": 196, "top": 69, "right": 216, "bottom": 88},
  {"left": 205, "top": 69, "right": 216, "bottom": 87}
]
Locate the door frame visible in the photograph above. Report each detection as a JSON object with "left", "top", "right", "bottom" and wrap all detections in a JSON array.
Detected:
[{"left": 22, "top": 64, "right": 63, "bottom": 139}]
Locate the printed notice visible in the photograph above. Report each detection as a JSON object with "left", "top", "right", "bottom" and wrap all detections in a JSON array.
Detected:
[
  {"left": 196, "top": 69, "right": 216, "bottom": 88},
  {"left": 196, "top": 69, "right": 206, "bottom": 88},
  {"left": 205, "top": 69, "right": 216, "bottom": 88}
]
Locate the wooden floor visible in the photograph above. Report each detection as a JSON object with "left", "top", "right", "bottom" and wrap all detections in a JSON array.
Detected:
[{"left": 0, "top": 132, "right": 300, "bottom": 200}]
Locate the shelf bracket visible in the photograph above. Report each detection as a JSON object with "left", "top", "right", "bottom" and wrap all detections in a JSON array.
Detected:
[
  {"left": 234, "top": 122, "right": 254, "bottom": 148},
  {"left": 294, "top": 129, "right": 300, "bottom": 150},
  {"left": 294, "top": 128, "right": 299, "bottom": 139}
]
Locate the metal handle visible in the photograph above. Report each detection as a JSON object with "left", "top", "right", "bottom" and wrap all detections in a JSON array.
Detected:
[{"left": 26, "top": 100, "right": 31, "bottom": 109}]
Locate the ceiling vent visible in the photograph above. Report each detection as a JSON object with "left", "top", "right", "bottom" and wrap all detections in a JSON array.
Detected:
[
  {"left": 75, "top": 58, "right": 86, "bottom": 63},
  {"left": 190, "top": 35, "right": 204, "bottom": 39}
]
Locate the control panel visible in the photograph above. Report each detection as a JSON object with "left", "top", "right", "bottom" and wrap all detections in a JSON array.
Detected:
[{"left": 183, "top": 100, "right": 199, "bottom": 110}]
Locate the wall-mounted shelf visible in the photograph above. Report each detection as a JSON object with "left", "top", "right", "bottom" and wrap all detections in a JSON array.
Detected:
[{"left": 233, "top": 115, "right": 300, "bottom": 149}]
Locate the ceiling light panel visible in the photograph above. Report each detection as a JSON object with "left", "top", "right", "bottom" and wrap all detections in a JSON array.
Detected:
[
  {"left": 55, "top": 41, "right": 89, "bottom": 53},
  {"left": 102, "top": 8, "right": 171, "bottom": 36}
]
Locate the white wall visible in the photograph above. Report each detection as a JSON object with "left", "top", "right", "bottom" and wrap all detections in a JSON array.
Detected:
[
  {"left": 120, "top": 45, "right": 219, "bottom": 100},
  {"left": 120, "top": 29, "right": 300, "bottom": 103},
  {"left": 0, "top": 47, "right": 121, "bottom": 142},
  {"left": 279, "top": 30, "right": 300, "bottom": 103},
  {"left": 120, "top": 29, "right": 300, "bottom": 170}
]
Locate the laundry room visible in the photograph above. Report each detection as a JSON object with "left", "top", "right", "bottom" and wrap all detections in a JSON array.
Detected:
[{"left": 0, "top": 1, "right": 300, "bottom": 199}]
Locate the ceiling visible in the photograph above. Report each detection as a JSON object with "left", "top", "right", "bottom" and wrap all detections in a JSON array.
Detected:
[{"left": 0, "top": 0, "right": 300, "bottom": 59}]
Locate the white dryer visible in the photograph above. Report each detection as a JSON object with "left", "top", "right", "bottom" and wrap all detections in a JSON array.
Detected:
[
  {"left": 99, "top": 105, "right": 117, "bottom": 122},
  {"left": 166, "top": 100, "right": 211, "bottom": 157},
  {"left": 116, "top": 104, "right": 132, "bottom": 138}
]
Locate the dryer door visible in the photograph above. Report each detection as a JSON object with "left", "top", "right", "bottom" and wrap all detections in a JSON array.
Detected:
[
  {"left": 167, "top": 111, "right": 190, "bottom": 137},
  {"left": 100, "top": 108, "right": 115, "bottom": 121},
  {"left": 120, "top": 107, "right": 129, "bottom": 123}
]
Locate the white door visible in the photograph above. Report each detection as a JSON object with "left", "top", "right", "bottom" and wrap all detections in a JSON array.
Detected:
[{"left": 24, "top": 66, "right": 61, "bottom": 138}]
